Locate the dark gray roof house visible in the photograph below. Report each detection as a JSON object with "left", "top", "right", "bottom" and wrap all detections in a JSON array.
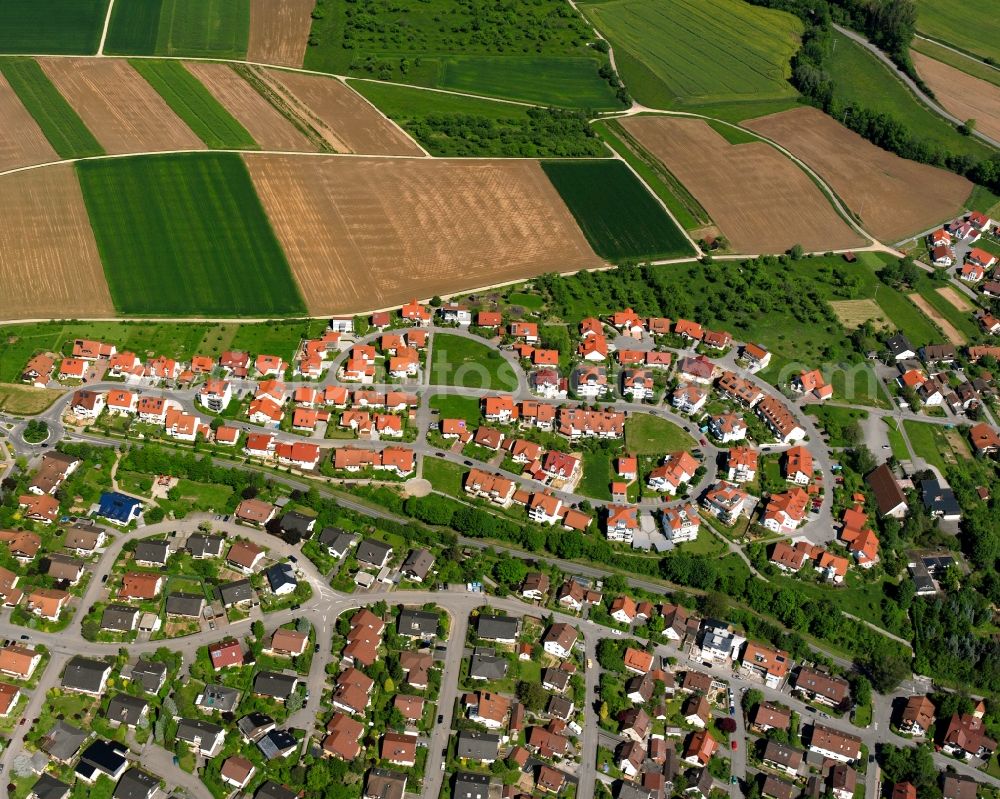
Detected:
[
  {"left": 166, "top": 592, "right": 205, "bottom": 618},
  {"left": 921, "top": 478, "right": 961, "bottom": 520},
  {"left": 257, "top": 728, "right": 297, "bottom": 760},
  {"left": 61, "top": 657, "right": 110, "bottom": 695},
  {"left": 455, "top": 730, "right": 500, "bottom": 762},
  {"left": 196, "top": 683, "right": 241, "bottom": 714},
  {"left": 476, "top": 614, "right": 520, "bottom": 642},
  {"left": 187, "top": 534, "right": 224, "bottom": 559},
  {"left": 318, "top": 527, "right": 357, "bottom": 558},
  {"left": 112, "top": 769, "right": 159, "bottom": 799},
  {"left": 28, "top": 774, "right": 71, "bottom": 799},
  {"left": 219, "top": 578, "right": 254, "bottom": 607},
  {"left": 40, "top": 721, "right": 89, "bottom": 762},
  {"left": 618, "top": 785, "right": 654, "bottom": 799},
  {"left": 75, "top": 739, "right": 128, "bottom": 781},
  {"left": 279, "top": 511, "right": 315, "bottom": 537},
  {"left": 255, "top": 781, "right": 297, "bottom": 799},
  {"left": 886, "top": 333, "right": 915, "bottom": 360},
  {"left": 548, "top": 695, "right": 574, "bottom": 721},
  {"left": 176, "top": 718, "right": 226, "bottom": 756},
  {"left": 397, "top": 609, "right": 438, "bottom": 638},
  {"left": 133, "top": 539, "right": 170, "bottom": 566},
  {"left": 128, "top": 659, "right": 167, "bottom": 693},
  {"left": 357, "top": 538, "right": 393, "bottom": 569},
  {"left": 469, "top": 648, "right": 509, "bottom": 681},
  {"left": 106, "top": 693, "right": 149, "bottom": 727},
  {"left": 101, "top": 604, "right": 139, "bottom": 632},
  {"left": 265, "top": 562, "right": 297, "bottom": 594},
  {"left": 542, "top": 668, "right": 571, "bottom": 693},
  {"left": 364, "top": 770, "right": 408, "bottom": 799},
  {"left": 238, "top": 712, "right": 276, "bottom": 742},
  {"left": 401, "top": 548, "right": 434, "bottom": 582},
  {"left": 253, "top": 671, "right": 298, "bottom": 701},
  {"left": 453, "top": 772, "right": 491, "bottom": 799}
]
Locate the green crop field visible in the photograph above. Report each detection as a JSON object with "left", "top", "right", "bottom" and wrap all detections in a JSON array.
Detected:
[
  {"left": 76, "top": 153, "right": 304, "bottom": 317},
  {"left": 541, "top": 160, "right": 694, "bottom": 261},
  {"left": 581, "top": 0, "right": 802, "bottom": 108},
  {"left": 828, "top": 31, "right": 994, "bottom": 160},
  {"left": 106, "top": 0, "right": 249, "bottom": 59},
  {"left": 131, "top": 60, "right": 257, "bottom": 149},
  {"left": 104, "top": 0, "right": 165, "bottom": 55},
  {"left": 0, "top": 58, "right": 104, "bottom": 158},
  {"left": 306, "top": 0, "right": 621, "bottom": 109},
  {"left": 0, "top": 0, "right": 109, "bottom": 54},
  {"left": 916, "top": 0, "right": 1000, "bottom": 63}
]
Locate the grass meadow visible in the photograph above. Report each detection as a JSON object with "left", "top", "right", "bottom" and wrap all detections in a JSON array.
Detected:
[
  {"left": 430, "top": 334, "right": 518, "bottom": 391},
  {"left": 306, "top": 0, "right": 619, "bottom": 108},
  {"left": 106, "top": 0, "right": 249, "bottom": 59},
  {"left": 624, "top": 414, "right": 695, "bottom": 455},
  {"left": 828, "top": 30, "right": 993, "bottom": 160},
  {"left": 581, "top": 0, "right": 802, "bottom": 108},
  {"left": 0, "top": 58, "right": 104, "bottom": 158},
  {"left": 131, "top": 59, "right": 257, "bottom": 149},
  {"left": 915, "top": 0, "right": 1000, "bottom": 63},
  {"left": 76, "top": 152, "right": 304, "bottom": 317},
  {"left": 0, "top": 0, "right": 109, "bottom": 54},
  {"left": 541, "top": 159, "right": 694, "bottom": 260}
]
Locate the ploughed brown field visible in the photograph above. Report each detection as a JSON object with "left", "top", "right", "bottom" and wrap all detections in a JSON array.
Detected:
[
  {"left": 745, "top": 106, "right": 971, "bottom": 242},
  {"left": 620, "top": 116, "right": 865, "bottom": 254},
  {"left": 183, "top": 62, "right": 317, "bottom": 152},
  {"left": 0, "top": 164, "right": 114, "bottom": 320},
  {"left": 911, "top": 50, "right": 1000, "bottom": 144},
  {"left": 39, "top": 58, "right": 204, "bottom": 155},
  {"left": 907, "top": 293, "right": 966, "bottom": 344},
  {"left": 261, "top": 69, "right": 425, "bottom": 156},
  {"left": 247, "top": 0, "right": 314, "bottom": 68},
  {"left": 0, "top": 72, "right": 57, "bottom": 173},
  {"left": 244, "top": 154, "right": 602, "bottom": 315}
]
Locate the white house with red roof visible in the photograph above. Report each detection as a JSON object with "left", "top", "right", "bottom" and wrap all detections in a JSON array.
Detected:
[
  {"left": 931, "top": 246, "right": 954, "bottom": 267},
  {"left": 275, "top": 441, "right": 321, "bottom": 470},
  {"left": 929, "top": 228, "right": 952, "bottom": 248},
  {"left": 968, "top": 248, "right": 998, "bottom": 270},
  {"left": 662, "top": 503, "right": 700, "bottom": 543},
  {"left": 605, "top": 505, "right": 639, "bottom": 543}
]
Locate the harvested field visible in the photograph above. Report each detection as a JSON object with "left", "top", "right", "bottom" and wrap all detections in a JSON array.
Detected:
[
  {"left": 247, "top": 0, "right": 314, "bottom": 68},
  {"left": 912, "top": 50, "right": 1000, "bottom": 144},
  {"left": 262, "top": 69, "right": 424, "bottom": 156},
  {"left": 244, "top": 154, "right": 602, "bottom": 314},
  {"left": 936, "top": 285, "right": 974, "bottom": 312},
  {"left": 39, "top": 58, "right": 203, "bottom": 155},
  {"left": 0, "top": 72, "right": 57, "bottom": 172},
  {"left": 0, "top": 384, "right": 63, "bottom": 414},
  {"left": 908, "top": 293, "right": 966, "bottom": 344},
  {"left": 619, "top": 116, "right": 864, "bottom": 254},
  {"left": 0, "top": 164, "right": 113, "bottom": 320},
  {"left": 829, "top": 299, "right": 891, "bottom": 330},
  {"left": 744, "top": 106, "right": 971, "bottom": 242},
  {"left": 184, "top": 62, "right": 316, "bottom": 152}
]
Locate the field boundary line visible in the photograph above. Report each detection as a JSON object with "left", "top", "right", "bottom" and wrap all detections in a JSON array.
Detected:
[
  {"left": 97, "top": 0, "right": 116, "bottom": 57},
  {"left": 913, "top": 34, "right": 1000, "bottom": 74}
]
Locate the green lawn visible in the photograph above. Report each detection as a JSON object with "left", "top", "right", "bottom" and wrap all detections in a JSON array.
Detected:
[
  {"left": 422, "top": 457, "right": 465, "bottom": 497},
  {"left": 130, "top": 59, "right": 257, "bottom": 149},
  {"left": 579, "top": 451, "right": 612, "bottom": 500},
  {"left": 804, "top": 405, "right": 868, "bottom": 447},
  {"left": 828, "top": 30, "right": 994, "bottom": 160},
  {"left": 624, "top": 414, "right": 694, "bottom": 455},
  {"left": 76, "top": 152, "right": 305, "bottom": 317},
  {"left": 429, "top": 394, "right": 483, "bottom": 424},
  {"left": 884, "top": 419, "right": 910, "bottom": 461},
  {"left": 0, "top": 0, "right": 109, "bottom": 54},
  {"left": 912, "top": 38, "right": 1000, "bottom": 88},
  {"left": 106, "top": 0, "right": 249, "bottom": 58},
  {"left": 541, "top": 159, "right": 694, "bottom": 261},
  {"left": 581, "top": 0, "right": 802, "bottom": 108},
  {"left": 506, "top": 292, "right": 545, "bottom": 311},
  {"left": 916, "top": 0, "right": 1000, "bottom": 63},
  {"left": 0, "top": 58, "right": 104, "bottom": 158},
  {"left": 430, "top": 334, "right": 518, "bottom": 391},
  {"left": 306, "top": 0, "right": 621, "bottom": 109},
  {"left": 903, "top": 420, "right": 951, "bottom": 473}
]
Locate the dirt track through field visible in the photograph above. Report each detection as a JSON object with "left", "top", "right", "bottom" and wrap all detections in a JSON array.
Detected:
[
  {"left": 619, "top": 116, "right": 865, "bottom": 254},
  {"left": 0, "top": 165, "right": 114, "bottom": 320},
  {"left": 0, "top": 72, "right": 58, "bottom": 172},
  {"left": 247, "top": 0, "right": 314, "bottom": 68},
  {"left": 244, "top": 154, "right": 602, "bottom": 314},
  {"left": 262, "top": 69, "right": 425, "bottom": 156},
  {"left": 936, "top": 285, "right": 974, "bottom": 312},
  {"left": 183, "top": 62, "right": 317, "bottom": 152},
  {"left": 912, "top": 50, "right": 1000, "bottom": 144},
  {"left": 39, "top": 58, "right": 204, "bottom": 155},
  {"left": 745, "top": 106, "right": 971, "bottom": 242},
  {"left": 908, "top": 293, "right": 966, "bottom": 344}
]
